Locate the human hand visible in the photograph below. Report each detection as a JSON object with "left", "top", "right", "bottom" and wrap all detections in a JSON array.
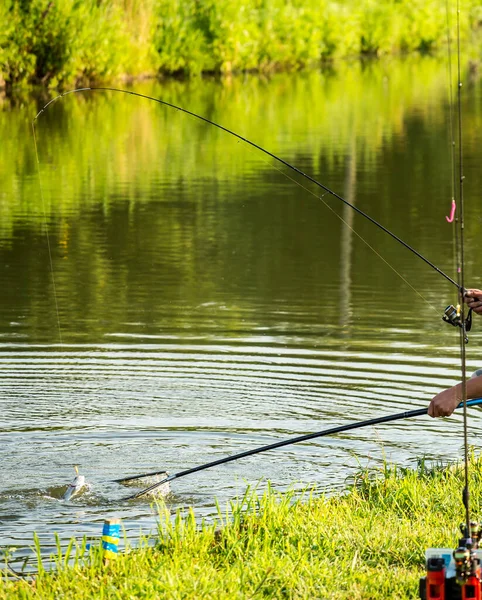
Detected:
[
  {"left": 428, "top": 386, "right": 460, "bottom": 418},
  {"left": 465, "top": 289, "right": 482, "bottom": 314}
]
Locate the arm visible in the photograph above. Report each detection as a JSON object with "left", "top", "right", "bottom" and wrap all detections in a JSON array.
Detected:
[
  {"left": 428, "top": 288, "right": 482, "bottom": 418},
  {"left": 428, "top": 375, "right": 482, "bottom": 417}
]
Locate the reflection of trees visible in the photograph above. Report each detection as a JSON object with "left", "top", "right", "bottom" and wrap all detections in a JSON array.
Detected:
[
  {"left": 1, "top": 57, "right": 477, "bottom": 231},
  {"left": 339, "top": 134, "right": 356, "bottom": 333},
  {"left": 0, "top": 57, "right": 481, "bottom": 341}
]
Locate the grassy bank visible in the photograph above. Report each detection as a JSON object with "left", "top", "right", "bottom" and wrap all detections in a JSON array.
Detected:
[
  {"left": 2, "top": 457, "right": 482, "bottom": 599},
  {"left": 1, "top": 0, "right": 482, "bottom": 92}
]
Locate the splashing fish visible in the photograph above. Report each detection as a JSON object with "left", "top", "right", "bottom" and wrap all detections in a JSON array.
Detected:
[{"left": 63, "top": 466, "right": 86, "bottom": 501}]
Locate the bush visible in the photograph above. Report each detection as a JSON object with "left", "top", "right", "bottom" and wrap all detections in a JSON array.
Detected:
[
  {"left": 1, "top": 0, "right": 481, "bottom": 90},
  {"left": 0, "top": 0, "right": 74, "bottom": 88},
  {"left": 154, "top": 0, "right": 210, "bottom": 75},
  {"left": 0, "top": 0, "right": 156, "bottom": 90}
]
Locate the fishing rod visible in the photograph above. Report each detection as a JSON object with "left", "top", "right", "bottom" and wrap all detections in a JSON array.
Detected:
[
  {"left": 419, "top": 3, "right": 480, "bottom": 598},
  {"left": 33, "top": 86, "right": 460, "bottom": 291},
  {"left": 116, "top": 397, "right": 482, "bottom": 501},
  {"left": 455, "top": 0, "right": 471, "bottom": 539}
]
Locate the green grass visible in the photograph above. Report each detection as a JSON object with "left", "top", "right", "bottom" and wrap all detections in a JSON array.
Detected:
[
  {"left": 1, "top": 0, "right": 482, "bottom": 92},
  {"left": 3, "top": 456, "right": 482, "bottom": 598}
]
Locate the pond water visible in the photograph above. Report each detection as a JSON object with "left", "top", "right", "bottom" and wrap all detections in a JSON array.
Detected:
[{"left": 1, "top": 56, "right": 482, "bottom": 568}]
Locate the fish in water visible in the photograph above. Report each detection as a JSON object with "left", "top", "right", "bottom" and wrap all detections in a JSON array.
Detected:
[
  {"left": 120, "top": 471, "right": 170, "bottom": 497},
  {"left": 63, "top": 466, "right": 86, "bottom": 501}
]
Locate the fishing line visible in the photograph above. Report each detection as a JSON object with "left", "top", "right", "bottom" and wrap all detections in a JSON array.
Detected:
[
  {"left": 33, "top": 87, "right": 460, "bottom": 291},
  {"left": 31, "top": 123, "right": 63, "bottom": 346},
  {"left": 455, "top": 0, "right": 471, "bottom": 536},
  {"left": 445, "top": 0, "right": 461, "bottom": 293},
  {"left": 116, "top": 397, "right": 482, "bottom": 501},
  {"left": 248, "top": 149, "right": 441, "bottom": 316}
]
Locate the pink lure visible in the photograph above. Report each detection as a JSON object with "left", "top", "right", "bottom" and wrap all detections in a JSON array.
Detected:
[{"left": 446, "top": 199, "right": 456, "bottom": 223}]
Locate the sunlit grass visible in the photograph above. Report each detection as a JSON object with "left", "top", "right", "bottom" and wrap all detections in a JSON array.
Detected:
[{"left": 2, "top": 456, "right": 482, "bottom": 599}]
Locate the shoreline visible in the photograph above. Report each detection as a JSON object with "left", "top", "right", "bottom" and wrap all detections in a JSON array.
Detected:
[
  {"left": 1, "top": 0, "right": 481, "bottom": 97},
  {"left": 2, "top": 457, "right": 481, "bottom": 599},
  {"left": 1, "top": 49, "right": 480, "bottom": 103}
]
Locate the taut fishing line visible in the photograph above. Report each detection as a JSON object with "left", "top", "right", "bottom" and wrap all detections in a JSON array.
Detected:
[
  {"left": 244, "top": 146, "right": 440, "bottom": 316},
  {"left": 445, "top": 0, "right": 461, "bottom": 288}
]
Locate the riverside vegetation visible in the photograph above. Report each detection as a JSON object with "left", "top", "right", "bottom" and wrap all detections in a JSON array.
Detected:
[
  {"left": 2, "top": 457, "right": 482, "bottom": 599},
  {"left": 1, "top": 0, "right": 482, "bottom": 92}
]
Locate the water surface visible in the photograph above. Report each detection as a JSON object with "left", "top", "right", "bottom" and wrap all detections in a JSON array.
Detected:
[{"left": 1, "top": 56, "right": 482, "bottom": 566}]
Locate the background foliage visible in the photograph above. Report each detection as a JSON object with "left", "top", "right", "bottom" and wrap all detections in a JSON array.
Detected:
[{"left": 1, "top": 0, "right": 481, "bottom": 90}]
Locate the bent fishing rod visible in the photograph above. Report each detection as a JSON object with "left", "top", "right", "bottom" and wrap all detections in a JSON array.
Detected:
[
  {"left": 34, "top": 86, "right": 460, "bottom": 291},
  {"left": 116, "top": 397, "right": 482, "bottom": 501}
]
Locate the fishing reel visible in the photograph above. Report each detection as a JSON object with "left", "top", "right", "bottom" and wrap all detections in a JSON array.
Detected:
[
  {"left": 443, "top": 304, "right": 473, "bottom": 344},
  {"left": 453, "top": 542, "right": 475, "bottom": 585},
  {"left": 420, "top": 523, "right": 482, "bottom": 600}
]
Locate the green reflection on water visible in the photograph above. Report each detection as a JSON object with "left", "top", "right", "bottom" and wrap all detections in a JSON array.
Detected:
[
  {"left": 1, "top": 56, "right": 482, "bottom": 345},
  {"left": 0, "top": 57, "right": 474, "bottom": 219}
]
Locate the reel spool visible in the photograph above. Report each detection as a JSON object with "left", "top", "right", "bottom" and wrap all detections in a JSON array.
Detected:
[{"left": 443, "top": 304, "right": 473, "bottom": 344}]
